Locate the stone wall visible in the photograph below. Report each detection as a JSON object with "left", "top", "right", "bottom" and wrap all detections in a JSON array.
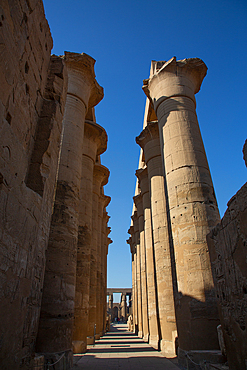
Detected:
[
  {"left": 0, "top": 1, "right": 68, "bottom": 368},
  {"left": 207, "top": 142, "right": 247, "bottom": 370},
  {"left": 0, "top": 1, "right": 111, "bottom": 369}
]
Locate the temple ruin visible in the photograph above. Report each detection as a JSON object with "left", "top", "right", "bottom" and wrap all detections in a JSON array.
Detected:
[
  {"left": 0, "top": 1, "right": 247, "bottom": 369},
  {"left": 0, "top": 1, "right": 111, "bottom": 369},
  {"left": 128, "top": 58, "right": 247, "bottom": 369}
]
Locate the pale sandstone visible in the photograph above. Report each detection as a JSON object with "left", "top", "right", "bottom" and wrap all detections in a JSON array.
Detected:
[
  {"left": 136, "top": 121, "right": 177, "bottom": 357},
  {"left": 142, "top": 58, "right": 220, "bottom": 357},
  {"left": 207, "top": 141, "right": 247, "bottom": 370},
  {"left": 135, "top": 167, "right": 159, "bottom": 349},
  {"left": 131, "top": 211, "right": 142, "bottom": 336}
]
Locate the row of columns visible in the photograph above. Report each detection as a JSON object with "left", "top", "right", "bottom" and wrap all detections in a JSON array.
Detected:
[
  {"left": 35, "top": 52, "right": 111, "bottom": 367},
  {"left": 128, "top": 57, "right": 221, "bottom": 361},
  {"left": 108, "top": 293, "right": 128, "bottom": 322}
]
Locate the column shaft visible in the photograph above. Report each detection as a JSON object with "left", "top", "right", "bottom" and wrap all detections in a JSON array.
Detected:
[
  {"left": 36, "top": 52, "right": 103, "bottom": 366},
  {"left": 143, "top": 57, "right": 220, "bottom": 352},
  {"left": 136, "top": 168, "right": 159, "bottom": 349},
  {"left": 134, "top": 195, "right": 149, "bottom": 340},
  {"left": 136, "top": 121, "right": 177, "bottom": 357},
  {"left": 72, "top": 120, "right": 107, "bottom": 353}
]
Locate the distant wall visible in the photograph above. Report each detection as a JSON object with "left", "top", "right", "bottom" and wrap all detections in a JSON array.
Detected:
[
  {"left": 0, "top": 1, "right": 67, "bottom": 368},
  {"left": 207, "top": 141, "right": 247, "bottom": 370}
]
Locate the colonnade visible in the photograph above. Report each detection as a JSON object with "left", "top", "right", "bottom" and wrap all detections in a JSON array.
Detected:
[
  {"left": 128, "top": 57, "right": 221, "bottom": 362},
  {"left": 35, "top": 52, "right": 112, "bottom": 367},
  {"left": 107, "top": 289, "right": 132, "bottom": 322}
]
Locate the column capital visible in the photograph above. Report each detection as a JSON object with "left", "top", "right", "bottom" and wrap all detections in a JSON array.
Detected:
[
  {"left": 103, "top": 195, "right": 111, "bottom": 208},
  {"left": 136, "top": 121, "right": 159, "bottom": 148},
  {"left": 64, "top": 52, "right": 104, "bottom": 109},
  {"left": 127, "top": 236, "right": 136, "bottom": 255},
  {"left": 84, "top": 120, "right": 107, "bottom": 156},
  {"left": 133, "top": 193, "right": 143, "bottom": 217},
  {"left": 93, "top": 163, "right": 110, "bottom": 187},
  {"left": 135, "top": 167, "right": 148, "bottom": 195},
  {"left": 136, "top": 121, "right": 161, "bottom": 163},
  {"left": 142, "top": 57, "right": 207, "bottom": 113},
  {"left": 107, "top": 226, "right": 111, "bottom": 236},
  {"left": 128, "top": 225, "right": 134, "bottom": 236}
]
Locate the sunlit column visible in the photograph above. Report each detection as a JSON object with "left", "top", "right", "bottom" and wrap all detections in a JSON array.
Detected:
[
  {"left": 135, "top": 167, "right": 159, "bottom": 349},
  {"left": 136, "top": 120, "right": 177, "bottom": 356},
  {"left": 127, "top": 227, "right": 137, "bottom": 333},
  {"left": 143, "top": 57, "right": 220, "bottom": 353},
  {"left": 133, "top": 195, "right": 149, "bottom": 340},
  {"left": 36, "top": 52, "right": 103, "bottom": 367},
  {"left": 131, "top": 211, "right": 142, "bottom": 337}
]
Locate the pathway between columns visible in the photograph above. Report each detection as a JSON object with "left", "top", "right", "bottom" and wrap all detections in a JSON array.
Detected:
[{"left": 72, "top": 323, "right": 180, "bottom": 369}]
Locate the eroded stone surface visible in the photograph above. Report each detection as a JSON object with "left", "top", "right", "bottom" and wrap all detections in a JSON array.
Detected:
[{"left": 207, "top": 146, "right": 247, "bottom": 369}]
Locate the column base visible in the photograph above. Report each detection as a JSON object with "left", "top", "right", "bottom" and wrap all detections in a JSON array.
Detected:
[
  {"left": 95, "top": 333, "right": 101, "bottom": 340},
  {"left": 160, "top": 339, "right": 177, "bottom": 358},
  {"left": 178, "top": 348, "right": 226, "bottom": 369},
  {"left": 41, "top": 349, "right": 73, "bottom": 370},
  {"left": 72, "top": 340, "right": 87, "bottom": 354},
  {"left": 31, "top": 354, "right": 44, "bottom": 370},
  {"left": 87, "top": 336, "right": 94, "bottom": 345},
  {"left": 143, "top": 333, "right": 149, "bottom": 342},
  {"left": 149, "top": 336, "right": 159, "bottom": 350},
  {"left": 138, "top": 330, "right": 143, "bottom": 338}
]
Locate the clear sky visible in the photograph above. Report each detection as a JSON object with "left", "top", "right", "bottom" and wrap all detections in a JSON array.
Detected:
[{"left": 43, "top": 0, "right": 247, "bottom": 293}]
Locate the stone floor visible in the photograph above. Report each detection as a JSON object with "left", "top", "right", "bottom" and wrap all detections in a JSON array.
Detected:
[{"left": 72, "top": 323, "right": 180, "bottom": 369}]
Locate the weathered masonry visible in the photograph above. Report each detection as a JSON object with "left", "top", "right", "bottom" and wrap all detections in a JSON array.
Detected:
[
  {"left": 107, "top": 288, "right": 132, "bottom": 323},
  {"left": 0, "top": 1, "right": 111, "bottom": 369},
  {"left": 207, "top": 141, "right": 247, "bottom": 370},
  {"left": 128, "top": 58, "right": 223, "bottom": 367}
]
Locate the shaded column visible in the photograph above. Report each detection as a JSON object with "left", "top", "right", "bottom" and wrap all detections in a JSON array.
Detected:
[
  {"left": 136, "top": 167, "right": 159, "bottom": 349},
  {"left": 72, "top": 120, "right": 107, "bottom": 353},
  {"left": 127, "top": 227, "right": 137, "bottom": 333},
  {"left": 136, "top": 121, "right": 177, "bottom": 356},
  {"left": 87, "top": 163, "right": 109, "bottom": 343},
  {"left": 36, "top": 52, "right": 103, "bottom": 366},
  {"left": 96, "top": 194, "right": 111, "bottom": 338},
  {"left": 133, "top": 193, "right": 149, "bottom": 342},
  {"left": 101, "top": 206, "right": 111, "bottom": 334},
  {"left": 109, "top": 294, "right": 113, "bottom": 322},
  {"left": 143, "top": 57, "right": 220, "bottom": 354},
  {"left": 131, "top": 211, "right": 142, "bottom": 336}
]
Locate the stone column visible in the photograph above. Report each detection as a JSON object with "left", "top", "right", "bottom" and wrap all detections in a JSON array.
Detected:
[
  {"left": 136, "top": 167, "right": 159, "bottom": 349},
  {"left": 131, "top": 211, "right": 142, "bottom": 336},
  {"left": 96, "top": 194, "right": 111, "bottom": 338},
  {"left": 36, "top": 52, "right": 103, "bottom": 366},
  {"left": 127, "top": 228, "right": 137, "bottom": 332},
  {"left": 121, "top": 294, "right": 127, "bottom": 321},
  {"left": 136, "top": 121, "right": 177, "bottom": 356},
  {"left": 133, "top": 195, "right": 149, "bottom": 340},
  {"left": 109, "top": 294, "right": 113, "bottom": 322},
  {"left": 72, "top": 120, "right": 107, "bottom": 354},
  {"left": 143, "top": 57, "right": 220, "bottom": 353},
  {"left": 87, "top": 163, "right": 109, "bottom": 343},
  {"left": 101, "top": 206, "right": 111, "bottom": 333}
]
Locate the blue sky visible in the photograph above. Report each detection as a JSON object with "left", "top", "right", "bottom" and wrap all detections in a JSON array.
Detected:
[{"left": 43, "top": 0, "right": 247, "bottom": 293}]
